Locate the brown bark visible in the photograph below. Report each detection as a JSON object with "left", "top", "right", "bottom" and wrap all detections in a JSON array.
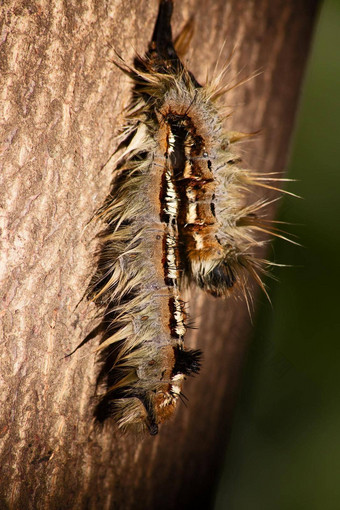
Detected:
[{"left": 0, "top": 1, "right": 318, "bottom": 509}]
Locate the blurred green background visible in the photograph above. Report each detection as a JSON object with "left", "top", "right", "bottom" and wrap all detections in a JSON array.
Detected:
[{"left": 215, "top": 0, "right": 340, "bottom": 508}]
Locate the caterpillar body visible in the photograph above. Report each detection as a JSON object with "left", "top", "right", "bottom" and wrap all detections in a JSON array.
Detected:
[{"left": 92, "top": 0, "right": 276, "bottom": 435}]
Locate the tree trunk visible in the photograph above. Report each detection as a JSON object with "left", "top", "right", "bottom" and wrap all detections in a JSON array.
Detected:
[{"left": 0, "top": 1, "right": 318, "bottom": 509}]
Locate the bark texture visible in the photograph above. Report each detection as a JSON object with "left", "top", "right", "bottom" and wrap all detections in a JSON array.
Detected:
[{"left": 0, "top": 1, "right": 318, "bottom": 509}]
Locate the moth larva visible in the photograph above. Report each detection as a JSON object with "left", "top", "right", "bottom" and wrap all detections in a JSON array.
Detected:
[{"left": 91, "top": 0, "right": 281, "bottom": 435}]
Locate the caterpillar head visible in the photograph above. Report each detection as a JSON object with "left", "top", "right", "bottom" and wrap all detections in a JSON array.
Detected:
[
  {"left": 191, "top": 249, "right": 261, "bottom": 298},
  {"left": 96, "top": 346, "right": 202, "bottom": 435},
  {"left": 143, "top": 346, "right": 202, "bottom": 435}
]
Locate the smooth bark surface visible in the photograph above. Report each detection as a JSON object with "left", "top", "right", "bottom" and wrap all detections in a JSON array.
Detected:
[{"left": 0, "top": 1, "right": 318, "bottom": 509}]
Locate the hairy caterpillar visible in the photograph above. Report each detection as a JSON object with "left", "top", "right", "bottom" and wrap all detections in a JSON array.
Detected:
[{"left": 91, "top": 0, "right": 284, "bottom": 435}]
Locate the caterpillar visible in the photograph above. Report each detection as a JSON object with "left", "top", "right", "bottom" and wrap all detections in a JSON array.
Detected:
[{"left": 91, "top": 0, "right": 283, "bottom": 435}]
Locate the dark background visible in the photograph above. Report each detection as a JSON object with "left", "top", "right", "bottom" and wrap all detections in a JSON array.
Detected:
[{"left": 215, "top": 0, "right": 340, "bottom": 508}]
